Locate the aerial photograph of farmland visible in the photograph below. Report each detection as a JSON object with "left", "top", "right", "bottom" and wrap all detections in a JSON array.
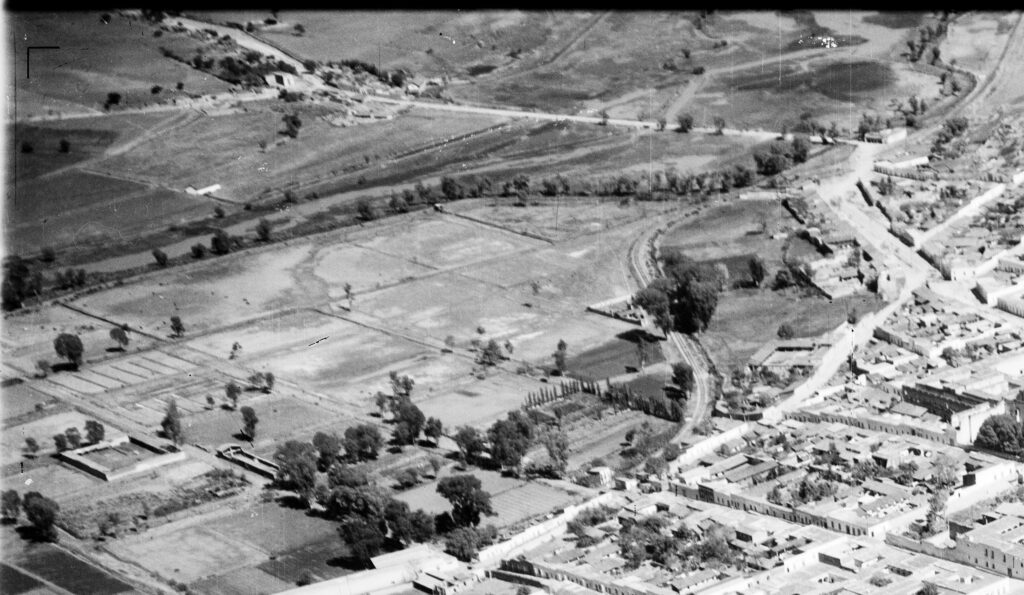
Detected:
[{"left": 5, "top": 8, "right": 1024, "bottom": 595}]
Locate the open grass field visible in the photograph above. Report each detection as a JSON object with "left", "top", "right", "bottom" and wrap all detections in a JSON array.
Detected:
[
  {"left": 446, "top": 198, "right": 661, "bottom": 242},
  {"left": 10, "top": 12, "right": 230, "bottom": 117},
  {"left": 95, "top": 105, "right": 510, "bottom": 200},
  {"left": 76, "top": 242, "right": 315, "bottom": 335},
  {"left": 7, "top": 170, "right": 212, "bottom": 255},
  {"left": 568, "top": 334, "right": 666, "bottom": 381}
]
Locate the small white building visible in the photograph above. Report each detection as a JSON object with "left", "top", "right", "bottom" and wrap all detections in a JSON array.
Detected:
[
  {"left": 264, "top": 71, "right": 298, "bottom": 89},
  {"left": 865, "top": 127, "right": 908, "bottom": 144}
]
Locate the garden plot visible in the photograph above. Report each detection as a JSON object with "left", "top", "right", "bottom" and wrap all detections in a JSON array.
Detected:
[
  {"left": 356, "top": 216, "right": 544, "bottom": 271},
  {"left": 76, "top": 242, "right": 317, "bottom": 336}
]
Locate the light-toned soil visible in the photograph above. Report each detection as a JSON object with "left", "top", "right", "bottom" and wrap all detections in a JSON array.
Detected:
[{"left": 1, "top": 410, "right": 122, "bottom": 466}]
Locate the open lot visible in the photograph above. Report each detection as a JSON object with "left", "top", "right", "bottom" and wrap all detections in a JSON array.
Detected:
[
  {"left": 1, "top": 409, "right": 123, "bottom": 467},
  {"left": 393, "top": 467, "right": 581, "bottom": 529},
  {"left": 1, "top": 382, "right": 57, "bottom": 421},
  {"left": 416, "top": 370, "right": 542, "bottom": 429},
  {"left": 701, "top": 288, "right": 885, "bottom": 373}
]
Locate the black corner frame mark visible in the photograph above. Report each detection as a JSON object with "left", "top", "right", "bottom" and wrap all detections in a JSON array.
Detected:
[{"left": 26, "top": 46, "right": 60, "bottom": 79}]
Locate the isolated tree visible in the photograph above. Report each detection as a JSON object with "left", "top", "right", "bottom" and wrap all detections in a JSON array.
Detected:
[
  {"left": 975, "top": 414, "right": 1022, "bottom": 455},
  {"left": 424, "top": 417, "right": 444, "bottom": 446},
  {"left": 23, "top": 437, "right": 40, "bottom": 458},
  {"left": 676, "top": 113, "right": 695, "bottom": 133},
  {"left": 106, "top": 92, "right": 121, "bottom": 107},
  {"left": 151, "top": 248, "right": 168, "bottom": 266},
  {"left": 2, "top": 490, "right": 21, "bottom": 522},
  {"left": 599, "top": 109, "right": 609, "bottom": 126},
  {"left": 109, "top": 327, "right": 129, "bottom": 350},
  {"left": 176, "top": 81, "right": 184, "bottom": 91},
  {"left": 356, "top": 198, "right": 376, "bottom": 221},
  {"left": 478, "top": 339, "right": 504, "bottom": 366},
  {"left": 191, "top": 243, "right": 207, "bottom": 259},
  {"left": 749, "top": 255, "right": 767, "bottom": 287},
  {"left": 924, "top": 488, "right": 949, "bottom": 536},
  {"left": 672, "top": 362, "right": 695, "bottom": 396},
  {"left": 162, "top": 399, "right": 183, "bottom": 445},
  {"left": 256, "top": 218, "right": 273, "bottom": 241},
  {"left": 656, "top": 117, "right": 667, "bottom": 131},
  {"left": 210, "top": 229, "right": 231, "bottom": 255},
  {"left": 274, "top": 440, "right": 318, "bottom": 505},
  {"left": 344, "top": 424, "right": 383, "bottom": 461},
  {"left": 552, "top": 339, "right": 568, "bottom": 374},
  {"left": 170, "top": 316, "right": 185, "bottom": 337},
  {"left": 488, "top": 417, "right": 532, "bottom": 472},
  {"left": 437, "top": 474, "right": 495, "bottom": 527},
  {"left": 777, "top": 323, "right": 794, "bottom": 339},
  {"left": 56, "top": 138, "right": 70, "bottom": 154},
  {"left": 65, "top": 427, "right": 83, "bottom": 448},
  {"left": 23, "top": 492, "right": 59, "bottom": 541},
  {"left": 225, "top": 381, "right": 242, "bottom": 410},
  {"left": 240, "top": 406, "right": 258, "bottom": 440},
  {"left": 454, "top": 426, "right": 484, "bottom": 464},
  {"left": 52, "top": 434, "right": 69, "bottom": 452},
  {"left": 713, "top": 116, "right": 725, "bottom": 134},
  {"left": 20, "top": 141, "right": 33, "bottom": 153},
  {"left": 791, "top": 136, "right": 810, "bottom": 163},
  {"left": 344, "top": 282, "right": 354, "bottom": 308},
  {"left": 52, "top": 333, "right": 84, "bottom": 369},
  {"left": 85, "top": 420, "right": 105, "bottom": 444}
]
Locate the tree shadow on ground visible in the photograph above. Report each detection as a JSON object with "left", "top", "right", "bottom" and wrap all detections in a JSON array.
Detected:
[
  {"left": 50, "top": 362, "right": 78, "bottom": 373},
  {"left": 326, "top": 555, "right": 370, "bottom": 571},
  {"left": 276, "top": 494, "right": 309, "bottom": 510}
]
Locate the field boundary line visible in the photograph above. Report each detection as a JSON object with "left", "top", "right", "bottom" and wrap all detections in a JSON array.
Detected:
[{"left": 441, "top": 211, "right": 555, "bottom": 244}]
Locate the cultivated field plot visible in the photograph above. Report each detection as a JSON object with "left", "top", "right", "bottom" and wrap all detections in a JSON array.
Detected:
[
  {"left": 568, "top": 335, "right": 666, "bottom": 381},
  {"left": 446, "top": 199, "right": 660, "bottom": 242},
  {"left": 187, "top": 309, "right": 372, "bottom": 360},
  {"left": 76, "top": 242, "right": 316, "bottom": 335},
  {"left": 106, "top": 524, "right": 267, "bottom": 584},
  {"left": 358, "top": 270, "right": 637, "bottom": 365},
  {"left": 0, "top": 382, "right": 57, "bottom": 421},
  {"left": 247, "top": 320, "right": 433, "bottom": 394},
  {"left": 355, "top": 215, "right": 544, "bottom": 271},
  {"left": 37, "top": 350, "right": 198, "bottom": 400},
  {"left": 1, "top": 410, "right": 123, "bottom": 467},
  {"left": 191, "top": 566, "right": 292, "bottom": 595},
  {"left": 416, "top": 370, "right": 542, "bottom": 430},
  {"left": 181, "top": 392, "right": 358, "bottom": 455},
  {"left": 1, "top": 461, "right": 101, "bottom": 506},
  {"left": 13, "top": 545, "right": 134, "bottom": 595},
  {"left": 95, "top": 106, "right": 509, "bottom": 200},
  {"left": 9, "top": 12, "right": 230, "bottom": 116},
  {"left": 0, "top": 562, "right": 45, "bottom": 595},
  {"left": 701, "top": 288, "right": 885, "bottom": 372},
  {"left": 8, "top": 170, "right": 212, "bottom": 254}
]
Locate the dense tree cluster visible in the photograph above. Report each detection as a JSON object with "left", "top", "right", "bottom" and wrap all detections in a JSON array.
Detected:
[
  {"left": 975, "top": 414, "right": 1024, "bottom": 455},
  {"left": 634, "top": 250, "right": 723, "bottom": 334},
  {"left": 753, "top": 137, "right": 810, "bottom": 176},
  {"left": 618, "top": 515, "right": 737, "bottom": 572}
]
